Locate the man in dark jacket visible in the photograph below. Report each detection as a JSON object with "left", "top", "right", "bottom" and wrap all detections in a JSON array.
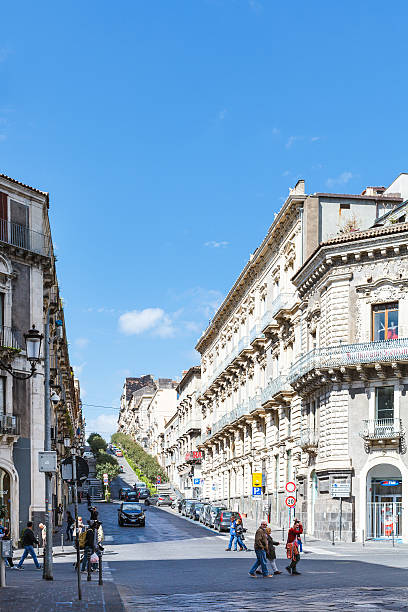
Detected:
[
  {"left": 16, "top": 522, "right": 42, "bottom": 570},
  {"left": 80, "top": 523, "right": 95, "bottom": 572},
  {"left": 248, "top": 521, "right": 272, "bottom": 577}
]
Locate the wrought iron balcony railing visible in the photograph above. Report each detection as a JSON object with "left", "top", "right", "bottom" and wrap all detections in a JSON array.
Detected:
[
  {"left": 261, "top": 293, "right": 295, "bottom": 331},
  {"left": 288, "top": 338, "right": 408, "bottom": 385},
  {"left": 184, "top": 419, "right": 201, "bottom": 434},
  {"left": 0, "top": 326, "right": 23, "bottom": 351},
  {"left": 0, "top": 219, "right": 51, "bottom": 257},
  {"left": 360, "top": 418, "right": 404, "bottom": 440},
  {"left": 201, "top": 400, "right": 251, "bottom": 443},
  {"left": 0, "top": 414, "right": 20, "bottom": 435},
  {"left": 261, "top": 375, "right": 291, "bottom": 405},
  {"left": 299, "top": 427, "right": 319, "bottom": 449}
]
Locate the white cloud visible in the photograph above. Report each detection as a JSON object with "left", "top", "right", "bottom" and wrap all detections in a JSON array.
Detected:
[
  {"left": 204, "top": 240, "right": 229, "bottom": 248},
  {"left": 73, "top": 362, "right": 86, "bottom": 376},
  {"left": 75, "top": 337, "right": 89, "bottom": 349},
  {"left": 218, "top": 108, "right": 227, "bottom": 121},
  {"left": 326, "top": 172, "right": 354, "bottom": 188},
  {"left": 85, "top": 413, "right": 118, "bottom": 439},
  {"left": 118, "top": 308, "right": 175, "bottom": 338},
  {"left": 311, "top": 136, "right": 320, "bottom": 142},
  {"left": 285, "top": 135, "right": 299, "bottom": 149},
  {"left": 282, "top": 170, "right": 290, "bottom": 177}
]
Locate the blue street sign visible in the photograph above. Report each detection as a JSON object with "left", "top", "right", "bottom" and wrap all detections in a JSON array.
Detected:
[
  {"left": 193, "top": 478, "right": 201, "bottom": 485},
  {"left": 212, "top": 484, "right": 216, "bottom": 491},
  {"left": 252, "top": 486, "right": 262, "bottom": 496}
]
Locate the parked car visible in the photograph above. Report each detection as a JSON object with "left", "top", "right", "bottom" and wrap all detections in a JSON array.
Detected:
[
  {"left": 145, "top": 494, "right": 159, "bottom": 506},
  {"left": 213, "top": 510, "right": 241, "bottom": 532},
  {"left": 156, "top": 494, "right": 172, "bottom": 507},
  {"left": 119, "top": 487, "right": 132, "bottom": 500},
  {"left": 118, "top": 502, "right": 145, "bottom": 527},
  {"left": 203, "top": 504, "right": 227, "bottom": 527},
  {"left": 83, "top": 451, "right": 93, "bottom": 459},
  {"left": 182, "top": 500, "right": 196, "bottom": 517},
  {"left": 136, "top": 488, "right": 150, "bottom": 500},
  {"left": 133, "top": 482, "right": 146, "bottom": 490},
  {"left": 124, "top": 490, "right": 139, "bottom": 502},
  {"left": 116, "top": 450, "right": 123, "bottom": 457},
  {"left": 191, "top": 502, "right": 204, "bottom": 521},
  {"left": 198, "top": 503, "right": 210, "bottom": 523},
  {"left": 119, "top": 466, "right": 125, "bottom": 473}
]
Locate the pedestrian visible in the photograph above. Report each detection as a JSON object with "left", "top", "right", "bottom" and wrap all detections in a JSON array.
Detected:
[
  {"left": 248, "top": 521, "right": 272, "bottom": 578},
  {"left": 286, "top": 521, "right": 301, "bottom": 575},
  {"left": 235, "top": 517, "right": 248, "bottom": 551},
  {"left": 293, "top": 517, "right": 303, "bottom": 552},
  {"left": 265, "top": 527, "right": 281, "bottom": 574},
  {"left": 225, "top": 516, "right": 237, "bottom": 551},
  {"left": 57, "top": 503, "right": 64, "bottom": 527},
  {"left": 89, "top": 506, "right": 98, "bottom": 522},
  {"left": 80, "top": 522, "right": 95, "bottom": 572},
  {"left": 2, "top": 527, "right": 14, "bottom": 568},
  {"left": 16, "top": 521, "right": 42, "bottom": 570},
  {"left": 86, "top": 492, "right": 91, "bottom": 508},
  {"left": 38, "top": 523, "right": 46, "bottom": 548},
  {"left": 66, "top": 511, "right": 74, "bottom": 542},
  {"left": 73, "top": 516, "right": 84, "bottom": 543}
]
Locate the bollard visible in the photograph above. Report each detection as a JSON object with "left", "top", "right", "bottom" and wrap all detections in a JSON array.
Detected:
[
  {"left": 362, "top": 529, "right": 365, "bottom": 547},
  {"left": 282, "top": 526, "right": 285, "bottom": 541},
  {"left": 98, "top": 551, "right": 103, "bottom": 586},
  {"left": 332, "top": 529, "right": 335, "bottom": 546},
  {"left": 61, "top": 533, "right": 64, "bottom": 553}
]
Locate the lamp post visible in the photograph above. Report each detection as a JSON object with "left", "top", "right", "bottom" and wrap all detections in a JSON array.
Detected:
[{"left": 0, "top": 324, "right": 43, "bottom": 379}]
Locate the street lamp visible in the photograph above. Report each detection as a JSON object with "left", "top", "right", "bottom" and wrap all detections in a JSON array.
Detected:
[{"left": 0, "top": 324, "right": 43, "bottom": 380}]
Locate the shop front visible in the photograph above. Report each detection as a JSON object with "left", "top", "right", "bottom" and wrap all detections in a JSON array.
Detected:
[{"left": 366, "top": 464, "right": 402, "bottom": 540}]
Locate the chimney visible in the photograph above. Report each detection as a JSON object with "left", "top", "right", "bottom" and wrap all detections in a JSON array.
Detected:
[{"left": 290, "top": 179, "right": 305, "bottom": 195}]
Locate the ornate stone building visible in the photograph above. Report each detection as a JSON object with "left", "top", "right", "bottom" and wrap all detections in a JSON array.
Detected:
[{"left": 196, "top": 175, "right": 407, "bottom": 541}]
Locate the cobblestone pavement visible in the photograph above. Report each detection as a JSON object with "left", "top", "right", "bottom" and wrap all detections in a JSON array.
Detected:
[{"left": 119, "top": 586, "right": 408, "bottom": 611}]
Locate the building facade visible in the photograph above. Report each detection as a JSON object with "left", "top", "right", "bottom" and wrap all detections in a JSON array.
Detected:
[
  {"left": 196, "top": 175, "right": 407, "bottom": 541},
  {"left": 0, "top": 173, "right": 82, "bottom": 539}
]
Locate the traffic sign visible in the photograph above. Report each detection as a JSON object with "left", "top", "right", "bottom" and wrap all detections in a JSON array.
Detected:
[
  {"left": 156, "top": 476, "right": 162, "bottom": 484},
  {"left": 103, "top": 472, "right": 109, "bottom": 485},
  {"left": 252, "top": 486, "right": 262, "bottom": 496},
  {"left": 193, "top": 478, "right": 201, "bottom": 485},
  {"left": 286, "top": 481, "right": 296, "bottom": 493},
  {"left": 285, "top": 496, "right": 296, "bottom": 508},
  {"left": 252, "top": 472, "right": 262, "bottom": 487}
]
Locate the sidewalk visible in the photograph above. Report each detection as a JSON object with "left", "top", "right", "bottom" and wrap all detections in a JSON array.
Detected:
[{"left": 0, "top": 555, "right": 124, "bottom": 612}]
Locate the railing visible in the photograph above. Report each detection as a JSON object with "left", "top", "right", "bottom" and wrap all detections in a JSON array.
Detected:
[
  {"left": 288, "top": 338, "right": 408, "bottom": 385},
  {"left": 0, "top": 326, "right": 22, "bottom": 351},
  {"left": 261, "top": 375, "right": 290, "bottom": 404},
  {"left": 299, "top": 427, "right": 319, "bottom": 449},
  {"left": 262, "top": 293, "right": 294, "bottom": 331},
  {"left": 201, "top": 400, "right": 250, "bottom": 443},
  {"left": 0, "top": 414, "right": 20, "bottom": 435},
  {"left": 0, "top": 219, "right": 51, "bottom": 257},
  {"left": 360, "top": 418, "right": 404, "bottom": 440},
  {"left": 184, "top": 419, "right": 201, "bottom": 433}
]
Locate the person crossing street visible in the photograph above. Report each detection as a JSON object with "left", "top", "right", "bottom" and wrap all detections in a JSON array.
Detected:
[
  {"left": 16, "top": 522, "right": 42, "bottom": 570},
  {"left": 248, "top": 521, "right": 272, "bottom": 578}
]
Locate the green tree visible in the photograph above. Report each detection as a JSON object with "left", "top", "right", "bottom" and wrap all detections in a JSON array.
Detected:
[
  {"left": 87, "top": 433, "right": 107, "bottom": 454},
  {"left": 96, "top": 462, "right": 120, "bottom": 483}
]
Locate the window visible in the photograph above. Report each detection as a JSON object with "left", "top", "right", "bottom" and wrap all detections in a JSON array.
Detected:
[
  {"left": 372, "top": 303, "right": 398, "bottom": 341},
  {"left": 286, "top": 450, "right": 292, "bottom": 481},
  {"left": 0, "top": 293, "right": 4, "bottom": 329},
  {"left": 375, "top": 386, "right": 394, "bottom": 421}
]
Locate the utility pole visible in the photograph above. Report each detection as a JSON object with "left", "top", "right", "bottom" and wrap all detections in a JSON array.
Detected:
[{"left": 43, "top": 310, "right": 53, "bottom": 580}]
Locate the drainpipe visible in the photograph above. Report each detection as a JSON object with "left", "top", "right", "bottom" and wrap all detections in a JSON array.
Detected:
[{"left": 299, "top": 206, "right": 304, "bottom": 266}]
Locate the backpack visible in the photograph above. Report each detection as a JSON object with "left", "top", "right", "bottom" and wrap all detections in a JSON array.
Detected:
[{"left": 78, "top": 531, "right": 87, "bottom": 550}]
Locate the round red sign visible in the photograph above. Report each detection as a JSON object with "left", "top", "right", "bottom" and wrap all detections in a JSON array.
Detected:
[
  {"left": 285, "top": 496, "right": 296, "bottom": 508},
  {"left": 285, "top": 481, "right": 296, "bottom": 493}
]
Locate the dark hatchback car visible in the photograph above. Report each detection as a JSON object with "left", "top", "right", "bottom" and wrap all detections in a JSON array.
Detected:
[
  {"left": 124, "top": 491, "right": 139, "bottom": 503},
  {"left": 119, "top": 487, "right": 132, "bottom": 500},
  {"left": 136, "top": 488, "right": 150, "bottom": 500},
  {"left": 213, "top": 510, "right": 241, "bottom": 532},
  {"left": 118, "top": 502, "right": 145, "bottom": 527},
  {"left": 203, "top": 504, "right": 227, "bottom": 527},
  {"left": 157, "top": 494, "right": 172, "bottom": 507},
  {"left": 191, "top": 502, "right": 204, "bottom": 521}
]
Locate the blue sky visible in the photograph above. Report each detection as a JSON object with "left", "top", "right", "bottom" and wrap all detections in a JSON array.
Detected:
[{"left": 1, "top": 1, "right": 407, "bottom": 438}]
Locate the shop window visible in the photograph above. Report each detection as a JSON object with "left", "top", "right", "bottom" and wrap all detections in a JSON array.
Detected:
[
  {"left": 372, "top": 303, "right": 398, "bottom": 341},
  {"left": 375, "top": 386, "right": 394, "bottom": 421}
]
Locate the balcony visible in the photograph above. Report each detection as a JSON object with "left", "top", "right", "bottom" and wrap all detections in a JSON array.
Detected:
[
  {"left": 0, "top": 326, "right": 23, "bottom": 352},
  {"left": 360, "top": 419, "right": 404, "bottom": 441},
  {"left": 0, "top": 219, "right": 51, "bottom": 258},
  {"left": 0, "top": 414, "right": 20, "bottom": 437},
  {"left": 288, "top": 338, "right": 408, "bottom": 387},
  {"left": 261, "top": 375, "right": 293, "bottom": 407},
  {"left": 184, "top": 419, "right": 201, "bottom": 434},
  {"left": 201, "top": 401, "right": 250, "bottom": 443},
  {"left": 299, "top": 427, "right": 319, "bottom": 451}
]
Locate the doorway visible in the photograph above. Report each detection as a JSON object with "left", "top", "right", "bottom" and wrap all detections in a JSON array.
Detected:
[{"left": 366, "top": 464, "right": 402, "bottom": 539}]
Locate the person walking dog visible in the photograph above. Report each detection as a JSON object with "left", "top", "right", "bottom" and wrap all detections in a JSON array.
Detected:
[
  {"left": 249, "top": 521, "right": 272, "bottom": 578},
  {"left": 16, "top": 522, "right": 42, "bottom": 570}
]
